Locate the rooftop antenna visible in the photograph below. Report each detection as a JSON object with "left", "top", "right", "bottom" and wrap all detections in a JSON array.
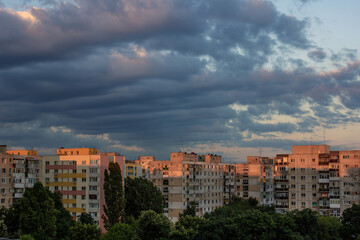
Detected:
[
  {"left": 181, "top": 138, "right": 184, "bottom": 152},
  {"left": 259, "top": 146, "right": 262, "bottom": 157}
]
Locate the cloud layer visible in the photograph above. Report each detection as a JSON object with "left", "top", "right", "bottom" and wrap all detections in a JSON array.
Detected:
[{"left": 0, "top": 0, "right": 359, "bottom": 160}]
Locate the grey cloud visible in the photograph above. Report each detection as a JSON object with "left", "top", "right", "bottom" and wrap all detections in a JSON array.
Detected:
[
  {"left": 308, "top": 49, "right": 327, "bottom": 61},
  {"left": 0, "top": 0, "right": 359, "bottom": 160}
]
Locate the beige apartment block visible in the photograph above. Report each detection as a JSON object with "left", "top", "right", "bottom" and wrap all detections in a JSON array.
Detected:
[
  {"left": 0, "top": 145, "right": 41, "bottom": 208},
  {"left": 137, "top": 152, "right": 224, "bottom": 222},
  {"left": 338, "top": 150, "right": 360, "bottom": 214},
  {"left": 42, "top": 148, "right": 124, "bottom": 231},
  {"left": 124, "top": 160, "right": 142, "bottom": 179},
  {"left": 275, "top": 145, "right": 360, "bottom": 216},
  {"left": 234, "top": 156, "right": 274, "bottom": 205}
]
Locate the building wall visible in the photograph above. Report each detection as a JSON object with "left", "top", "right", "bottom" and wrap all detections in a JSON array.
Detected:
[
  {"left": 0, "top": 146, "right": 41, "bottom": 208},
  {"left": 42, "top": 148, "right": 124, "bottom": 232}
]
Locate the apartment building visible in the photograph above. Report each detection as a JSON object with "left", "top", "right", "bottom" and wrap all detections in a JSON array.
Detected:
[
  {"left": 274, "top": 145, "right": 360, "bottom": 216},
  {"left": 136, "top": 152, "right": 224, "bottom": 222},
  {"left": 234, "top": 156, "right": 274, "bottom": 205},
  {"left": 0, "top": 145, "right": 41, "bottom": 208},
  {"left": 42, "top": 148, "right": 124, "bottom": 230},
  {"left": 124, "top": 160, "right": 142, "bottom": 179}
]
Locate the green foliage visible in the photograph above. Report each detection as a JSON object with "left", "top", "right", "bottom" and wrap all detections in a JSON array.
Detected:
[
  {"left": 125, "top": 177, "right": 165, "bottom": 219},
  {"left": 286, "top": 208, "right": 319, "bottom": 240},
  {"left": 78, "top": 212, "right": 95, "bottom": 225},
  {"left": 179, "top": 201, "right": 197, "bottom": 218},
  {"left": 20, "top": 234, "right": 35, "bottom": 240},
  {"left": 137, "top": 210, "right": 173, "bottom": 240},
  {"left": 103, "top": 162, "right": 125, "bottom": 230},
  {"left": 2, "top": 202, "right": 21, "bottom": 238},
  {"left": 170, "top": 215, "right": 204, "bottom": 240},
  {"left": 317, "top": 216, "right": 342, "bottom": 240},
  {"left": 48, "top": 190, "right": 74, "bottom": 240},
  {"left": 102, "top": 222, "right": 138, "bottom": 240},
  {"left": 70, "top": 221, "right": 101, "bottom": 240},
  {"left": 341, "top": 204, "right": 360, "bottom": 240},
  {"left": 0, "top": 219, "right": 8, "bottom": 238},
  {"left": 19, "top": 181, "right": 57, "bottom": 240}
]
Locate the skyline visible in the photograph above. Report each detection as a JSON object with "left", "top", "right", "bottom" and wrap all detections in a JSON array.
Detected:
[{"left": 0, "top": 0, "right": 359, "bottom": 161}]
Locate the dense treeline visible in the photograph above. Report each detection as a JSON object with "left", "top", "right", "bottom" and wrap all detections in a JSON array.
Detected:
[{"left": 0, "top": 162, "right": 359, "bottom": 239}]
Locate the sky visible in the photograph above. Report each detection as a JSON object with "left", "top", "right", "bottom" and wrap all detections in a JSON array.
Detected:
[{"left": 0, "top": 0, "right": 359, "bottom": 162}]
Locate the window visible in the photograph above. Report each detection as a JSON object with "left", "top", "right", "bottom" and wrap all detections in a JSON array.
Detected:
[
  {"left": 301, "top": 185, "right": 305, "bottom": 190},
  {"left": 312, "top": 159, "right": 316, "bottom": 162},
  {"left": 312, "top": 184, "right": 316, "bottom": 189},
  {"left": 45, "top": 169, "right": 50, "bottom": 174},
  {"left": 312, "top": 202, "right": 317, "bottom": 206},
  {"left": 301, "top": 176, "right": 305, "bottom": 180},
  {"left": 82, "top": 178, "right": 86, "bottom": 182},
  {"left": 1, "top": 179, "right": 6, "bottom": 184},
  {"left": 90, "top": 177, "right": 97, "bottom": 182},
  {"left": 291, "top": 176, "right": 296, "bottom": 180},
  {"left": 72, "top": 195, "right": 76, "bottom": 199},
  {"left": 82, "top": 161, "right": 86, "bottom": 165},
  {"left": 301, "top": 159, "right": 305, "bottom": 163},
  {"left": 45, "top": 161, "right": 50, "bottom": 165},
  {"left": 82, "top": 187, "right": 86, "bottom": 191},
  {"left": 301, "top": 202, "right": 306, "bottom": 206},
  {"left": 312, "top": 176, "right": 317, "bottom": 180},
  {"left": 291, "top": 202, "right": 296, "bottom": 206},
  {"left": 301, "top": 193, "right": 306, "bottom": 197},
  {"left": 343, "top": 155, "right": 349, "bottom": 159},
  {"left": 2, "top": 168, "right": 5, "bottom": 173}
]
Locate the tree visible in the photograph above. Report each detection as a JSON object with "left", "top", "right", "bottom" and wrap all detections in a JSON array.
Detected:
[
  {"left": 170, "top": 215, "right": 204, "bottom": 240},
  {"left": 103, "top": 162, "right": 125, "bottom": 230},
  {"left": 137, "top": 210, "right": 173, "bottom": 240},
  {"left": 48, "top": 191, "right": 74, "bottom": 240},
  {"left": 78, "top": 212, "right": 94, "bottom": 225},
  {"left": 317, "top": 216, "right": 342, "bottom": 240},
  {"left": 70, "top": 221, "right": 101, "bottom": 240},
  {"left": 179, "top": 201, "right": 197, "bottom": 218},
  {"left": 286, "top": 208, "right": 319, "bottom": 239},
  {"left": 340, "top": 204, "right": 360, "bottom": 240},
  {"left": 125, "top": 177, "right": 165, "bottom": 219},
  {"left": 0, "top": 219, "right": 8, "bottom": 238},
  {"left": 20, "top": 235, "right": 35, "bottom": 240},
  {"left": 102, "top": 222, "right": 138, "bottom": 240},
  {"left": 19, "top": 181, "right": 57, "bottom": 240},
  {"left": 2, "top": 202, "right": 21, "bottom": 238}
]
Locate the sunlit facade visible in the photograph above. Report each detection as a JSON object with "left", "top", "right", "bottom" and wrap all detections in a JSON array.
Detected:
[
  {"left": 0, "top": 145, "right": 41, "bottom": 208},
  {"left": 274, "top": 145, "right": 360, "bottom": 216},
  {"left": 42, "top": 148, "right": 124, "bottom": 231},
  {"left": 137, "top": 152, "right": 224, "bottom": 222}
]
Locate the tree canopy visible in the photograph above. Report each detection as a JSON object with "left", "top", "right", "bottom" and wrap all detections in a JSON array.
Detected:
[
  {"left": 19, "top": 181, "right": 57, "bottom": 240},
  {"left": 103, "top": 162, "right": 125, "bottom": 230},
  {"left": 125, "top": 177, "right": 165, "bottom": 219}
]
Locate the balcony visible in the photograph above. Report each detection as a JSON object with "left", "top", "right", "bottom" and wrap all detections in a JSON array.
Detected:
[
  {"left": 319, "top": 179, "right": 329, "bottom": 183},
  {"left": 275, "top": 205, "right": 289, "bottom": 208}
]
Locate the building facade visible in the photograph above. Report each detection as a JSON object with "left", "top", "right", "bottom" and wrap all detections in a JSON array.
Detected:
[
  {"left": 0, "top": 145, "right": 41, "bottom": 208},
  {"left": 137, "top": 152, "right": 224, "bottom": 222},
  {"left": 42, "top": 148, "right": 124, "bottom": 230}
]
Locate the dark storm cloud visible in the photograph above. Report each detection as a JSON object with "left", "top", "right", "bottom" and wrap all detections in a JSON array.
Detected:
[{"left": 0, "top": 0, "right": 359, "bottom": 159}]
